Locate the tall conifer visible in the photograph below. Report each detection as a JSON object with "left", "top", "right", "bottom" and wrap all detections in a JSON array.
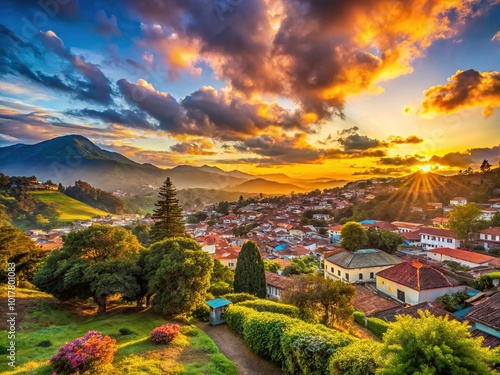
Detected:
[{"left": 234, "top": 241, "right": 266, "bottom": 298}]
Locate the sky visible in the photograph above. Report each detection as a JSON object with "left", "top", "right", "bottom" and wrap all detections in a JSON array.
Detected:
[{"left": 0, "top": 0, "right": 499, "bottom": 180}]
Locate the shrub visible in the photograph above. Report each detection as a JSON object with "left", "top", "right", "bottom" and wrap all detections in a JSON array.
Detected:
[
  {"left": 488, "top": 247, "right": 500, "bottom": 255},
  {"left": 224, "top": 305, "right": 257, "bottom": 337},
  {"left": 329, "top": 339, "right": 380, "bottom": 375},
  {"left": 222, "top": 292, "right": 258, "bottom": 304},
  {"left": 119, "top": 328, "right": 135, "bottom": 336},
  {"left": 209, "top": 281, "right": 234, "bottom": 296},
  {"left": 37, "top": 340, "right": 52, "bottom": 347},
  {"left": 50, "top": 331, "right": 117, "bottom": 375},
  {"left": 192, "top": 304, "right": 210, "bottom": 322},
  {"left": 238, "top": 299, "right": 300, "bottom": 318},
  {"left": 243, "top": 312, "right": 298, "bottom": 364},
  {"left": 353, "top": 311, "right": 366, "bottom": 326},
  {"left": 366, "top": 317, "right": 389, "bottom": 340},
  {"left": 474, "top": 271, "right": 500, "bottom": 291},
  {"left": 281, "top": 323, "right": 355, "bottom": 375},
  {"left": 150, "top": 323, "right": 181, "bottom": 344}
]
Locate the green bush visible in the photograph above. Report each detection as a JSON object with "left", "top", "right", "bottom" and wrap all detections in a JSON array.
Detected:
[
  {"left": 192, "top": 304, "right": 210, "bottom": 322},
  {"left": 224, "top": 305, "right": 257, "bottom": 336},
  {"left": 474, "top": 272, "right": 500, "bottom": 291},
  {"left": 238, "top": 299, "right": 300, "bottom": 318},
  {"left": 353, "top": 311, "right": 366, "bottom": 326},
  {"left": 222, "top": 292, "right": 258, "bottom": 303},
  {"left": 329, "top": 340, "right": 380, "bottom": 375},
  {"left": 243, "top": 312, "right": 298, "bottom": 364},
  {"left": 209, "top": 281, "right": 233, "bottom": 296},
  {"left": 366, "top": 317, "right": 389, "bottom": 340},
  {"left": 281, "top": 323, "right": 355, "bottom": 375},
  {"left": 119, "top": 328, "right": 135, "bottom": 336},
  {"left": 36, "top": 340, "right": 52, "bottom": 347}
]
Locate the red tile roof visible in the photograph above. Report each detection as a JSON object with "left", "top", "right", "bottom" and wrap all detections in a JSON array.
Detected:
[
  {"left": 428, "top": 248, "right": 494, "bottom": 265},
  {"left": 377, "top": 261, "right": 456, "bottom": 290},
  {"left": 466, "top": 292, "right": 500, "bottom": 332},
  {"left": 419, "top": 226, "right": 457, "bottom": 239},
  {"left": 265, "top": 271, "right": 294, "bottom": 290},
  {"left": 479, "top": 227, "right": 500, "bottom": 235}
]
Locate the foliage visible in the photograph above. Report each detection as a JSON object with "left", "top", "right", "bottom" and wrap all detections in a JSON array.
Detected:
[
  {"left": 209, "top": 281, "right": 233, "bottom": 296},
  {"left": 366, "top": 228, "right": 403, "bottom": 254},
  {"left": 127, "top": 224, "right": 151, "bottom": 247},
  {"left": 491, "top": 212, "right": 500, "bottom": 227},
  {"left": 65, "top": 180, "right": 125, "bottom": 214},
  {"left": 445, "top": 261, "right": 470, "bottom": 271},
  {"left": 234, "top": 241, "right": 266, "bottom": 298},
  {"left": 474, "top": 271, "right": 500, "bottom": 291},
  {"left": 34, "top": 224, "right": 143, "bottom": 314},
  {"left": 282, "top": 255, "right": 318, "bottom": 275},
  {"left": 353, "top": 311, "right": 366, "bottom": 326},
  {"left": 379, "top": 310, "right": 491, "bottom": 374},
  {"left": 150, "top": 177, "right": 186, "bottom": 242},
  {"left": 215, "top": 201, "right": 230, "bottom": 215},
  {"left": 224, "top": 305, "right": 258, "bottom": 336},
  {"left": 145, "top": 237, "right": 213, "bottom": 315},
  {"left": 436, "top": 292, "right": 469, "bottom": 312},
  {"left": 212, "top": 259, "right": 234, "bottom": 285},
  {"left": 340, "top": 221, "right": 368, "bottom": 251},
  {"left": 366, "top": 317, "right": 389, "bottom": 340},
  {"left": 448, "top": 202, "right": 482, "bottom": 241},
  {"left": 221, "top": 292, "right": 258, "bottom": 304},
  {"left": 329, "top": 339, "right": 380, "bottom": 375},
  {"left": 281, "top": 323, "right": 354, "bottom": 375},
  {"left": 263, "top": 259, "right": 282, "bottom": 272},
  {"left": 50, "top": 330, "right": 117, "bottom": 375},
  {"left": 238, "top": 299, "right": 300, "bottom": 318},
  {"left": 150, "top": 323, "right": 181, "bottom": 344},
  {"left": 281, "top": 273, "right": 356, "bottom": 326},
  {"left": 192, "top": 304, "right": 210, "bottom": 322},
  {"left": 186, "top": 211, "right": 208, "bottom": 224}
]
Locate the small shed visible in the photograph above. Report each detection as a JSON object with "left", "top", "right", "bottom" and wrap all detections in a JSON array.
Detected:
[{"left": 206, "top": 298, "right": 232, "bottom": 326}]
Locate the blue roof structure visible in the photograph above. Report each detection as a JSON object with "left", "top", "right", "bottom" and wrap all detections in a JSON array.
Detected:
[
  {"left": 453, "top": 306, "right": 472, "bottom": 319},
  {"left": 359, "top": 220, "right": 376, "bottom": 225},
  {"left": 206, "top": 298, "right": 232, "bottom": 309}
]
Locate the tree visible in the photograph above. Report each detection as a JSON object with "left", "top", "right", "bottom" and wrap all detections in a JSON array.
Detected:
[
  {"left": 448, "top": 202, "right": 482, "bottom": 241},
  {"left": 144, "top": 237, "right": 212, "bottom": 315},
  {"left": 234, "top": 241, "right": 266, "bottom": 298},
  {"left": 58, "top": 182, "right": 65, "bottom": 192},
  {"left": 340, "top": 221, "right": 368, "bottom": 251},
  {"left": 282, "top": 273, "right": 356, "bottom": 326},
  {"left": 379, "top": 310, "right": 492, "bottom": 374},
  {"left": 366, "top": 228, "right": 403, "bottom": 254},
  {"left": 34, "top": 225, "right": 143, "bottom": 314},
  {"left": 150, "top": 178, "right": 186, "bottom": 242},
  {"left": 282, "top": 256, "right": 318, "bottom": 275},
  {"left": 263, "top": 259, "right": 281, "bottom": 273},
  {"left": 491, "top": 212, "right": 500, "bottom": 227},
  {"left": 480, "top": 159, "right": 492, "bottom": 174}
]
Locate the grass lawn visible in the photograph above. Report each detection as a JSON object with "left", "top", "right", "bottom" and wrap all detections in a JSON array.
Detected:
[
  {"left": 28, "top": 191, "right": 109, "bottom": 221},
  {"left": 0, "top": 288, "right": 237, "bottom": 375}
]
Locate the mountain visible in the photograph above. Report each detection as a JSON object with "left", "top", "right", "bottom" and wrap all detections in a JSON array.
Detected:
[{"left": 0, "top": 135, "right": 347, "bottom": 194}]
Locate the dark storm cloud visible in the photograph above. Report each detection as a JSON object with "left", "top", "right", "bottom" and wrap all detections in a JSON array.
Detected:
[
  {"left": 430, "top": 146, "right": 500, "bottom": 167},
  {"left": 338, "top": 134, "right": 382, "bottom": 152},
  {"left": 388, "top": 135, "right": 424, "bottom": 145},
  {"left": 378, "top": 155, "right": 425, "bottom": 166}
]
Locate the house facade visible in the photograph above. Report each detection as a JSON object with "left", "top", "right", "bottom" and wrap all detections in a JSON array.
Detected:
[
  {"left": 265, "top": 271, "right": 294, "bottom": 300},
  {"left": 427, "top": 248, "right": 494, "bottom": 268},
  {"left": 420, "top": 227, "right": 460, "bottom": 250},
  {"left": 324, "top": 249, "right": 402, "bottom": 283},
  {"left": 479, "top": 227, "right": 500, "bottom": 250}
]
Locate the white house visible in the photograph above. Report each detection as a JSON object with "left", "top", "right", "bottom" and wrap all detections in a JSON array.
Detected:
[
  {"left": 450, "top": 197, "right": 467, "bottom": 206},
  {"left": 391, "top": 221, "right": 423, "bottom": 233},
  {"left": 420, "top": 227, "right": 460, "bottom": 250},
  {"left": 324, "top": 249, "right": 402, "bottom": 283},
  {"left": 265, "top": 271, "right": 294, "bottom": 300},
  {"left": 376, "top": 260, "right": 466, "bottom": 305},
  {"left": 480, "top": 207, "right": 499, "bottom": 221},
  {"left": 427, "top": 248, "right": 494, "bottom": 268},
  {"left": 479, "top": 227, "right": 500, "bottom": 250}
]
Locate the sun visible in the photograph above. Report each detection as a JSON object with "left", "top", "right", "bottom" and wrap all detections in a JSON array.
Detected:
[{"left": 418, "top": 164, "right": 433, "bottom": 173}]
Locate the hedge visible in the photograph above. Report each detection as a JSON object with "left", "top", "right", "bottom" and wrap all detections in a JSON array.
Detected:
[
  {"left": 329, "top": 339, "right": 380, "bottom": 375},
  {"left": 366, "top": 317, "right": 389, "bottom": 340},
  {"left": 281, "top": 323, "right": 355, "bottom": 375},
  {"left": 224, "top": 305, "right": 257, "bottom": 337},
  {"left": 222, "top": 293, "right": 258, "bottom": 304},
  {"left": 242, "top": 312, "right": 298, "bottom": 364},
  {"left": 238, "top": 299, "right": 301, "bottom": 318},
  {"left": 353, "top": 311, "right": 366, "bottom": 326}
]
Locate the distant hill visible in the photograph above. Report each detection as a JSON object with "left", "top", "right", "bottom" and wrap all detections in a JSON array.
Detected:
[
  {"left": 28, "top": 191, "right": 109, "bottom": 221},
  {"left": 0, "top": 135, "right": 346, "bottom": 195}
]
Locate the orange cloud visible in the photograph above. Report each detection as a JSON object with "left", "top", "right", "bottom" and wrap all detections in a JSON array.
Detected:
[{"left": 419, "top": 69, "right": 500, "bottom": 117}]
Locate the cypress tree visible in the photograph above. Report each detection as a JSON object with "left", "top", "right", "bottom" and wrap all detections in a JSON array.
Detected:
[
  {"left": 150, "top": 178, "right": 186, "bottom": 242},
  {"left": 234, "top": 241, "right": 266, "bottom": 298}
]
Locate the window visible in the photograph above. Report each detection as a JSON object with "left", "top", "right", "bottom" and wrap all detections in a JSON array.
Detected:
[
  {"left": 397, "top": 289, "right": 405, "bottom": 302},
  {"left": 359, "top": 273, "right": 363, "bottom": 280},
  {"left": 431, "top": 236, "right": 436, "bottom": 240},
  {"left": 338, "top": 270, "right": 341, "bottom": 276},
  {"left": 447, "top": 239, "right": 452, "bottom": 243},
  {"left": 228, "top": 262, "right": 234, "bottom": 268},
  {"left": 331, "top": 267, "right": 334, "bottom": 273},
  {"left": 370, "top": 272, "right": 374, "bottom": 279},
  {"left": 345, "top": 273, "right": 349, "bottom": 281}
]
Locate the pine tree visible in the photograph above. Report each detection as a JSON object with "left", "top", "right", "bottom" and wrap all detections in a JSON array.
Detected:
[
  {"left": 234, "top": 241, "right": 266, "bottom": 298},
  {"left": 150, "top": 178, "right": 186, "bottom": 242}
]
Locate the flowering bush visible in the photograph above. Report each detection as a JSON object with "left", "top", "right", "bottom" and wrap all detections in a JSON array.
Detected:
[
  {"left": 50, "top": 330, "right": 117, "bottom": 374},
  {"left": 151, "top": 323, "right": 181, "bottom": 344}
]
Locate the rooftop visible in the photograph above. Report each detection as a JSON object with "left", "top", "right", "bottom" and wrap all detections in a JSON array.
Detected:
[
  {"left": 419, "top": 226, "right": 457, "bottom": 238},
  {"left": 480, "top": 227, "right": 500, "bottom": 235},
  {"left": 466, "top": 292, "right": 500, "bottom": 331},
  {"left": 265, "top": 271, "right": 294, "bottom": 290},
  {"left": 325, "top": 249, "right": 402, "bottom": 269},
  {"left": 206, "top": 298, "right": 232, "bottom": 309},
  {"left": 428, "top": 248, "right": 494, "bottom": 265}
]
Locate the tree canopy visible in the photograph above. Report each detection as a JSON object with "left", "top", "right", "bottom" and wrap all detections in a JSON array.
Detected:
[
  {"left": 379, "top": 310, "right": 492, "bottom": 374},
  {"left": 366, "top": 228, "right": 403, "bottom": 254},
  {"left": 144, "top": 237, "right": 213, "bottom": 315},
  {"left": 340, "top": 221, "right": 368, "bottom": 251},
  {"left": 234, "top": 241, "right": 266, "bottom": 298},
  {"left": 448, "top": 202, "right": 482, "bottom": 241},
  {"left": 150, "top": 178, "right": 186, "bottom": 242},
  {"left": 34, "top": 224, "right": 143, "bottom": 314}
]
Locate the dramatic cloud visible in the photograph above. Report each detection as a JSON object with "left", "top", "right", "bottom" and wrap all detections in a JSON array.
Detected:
[
  {"left": 353, "top": 167, "right": 413, "bottom": 176},
  {"left": 68, "top": 108, "right": 153, "bottom": 130},
  {"left": 117, "top": 79, "right": 305, "bottom": 141},
  {"left": 170, "top": 139, "right": 216, "bottom": 155},
  {"left": 388, "top": 135, "right": 424, "bottom": 145},
  {"left": 420, "top": 69, "right": 500, "bottom": 117},
  {"left": 378, "top": 155, "right": 425, "bottom": 166},
  {"left": 94, "top": 10, "right": 121, "bottom": 37},
  {"left": 430, "top": 145, "right": 500, "bottom": 167},
  {"left": 338, "top": 134, "right": 382, "bottom": 152}
]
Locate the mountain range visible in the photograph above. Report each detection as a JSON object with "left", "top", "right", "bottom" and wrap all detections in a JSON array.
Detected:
[{"left": 0, "top": 135, "right": 346, "bottom": 194}]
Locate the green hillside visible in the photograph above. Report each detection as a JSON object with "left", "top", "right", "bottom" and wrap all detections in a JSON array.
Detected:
[{"left": 28, "top": 190, "right": 109, "bottom": 220}]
